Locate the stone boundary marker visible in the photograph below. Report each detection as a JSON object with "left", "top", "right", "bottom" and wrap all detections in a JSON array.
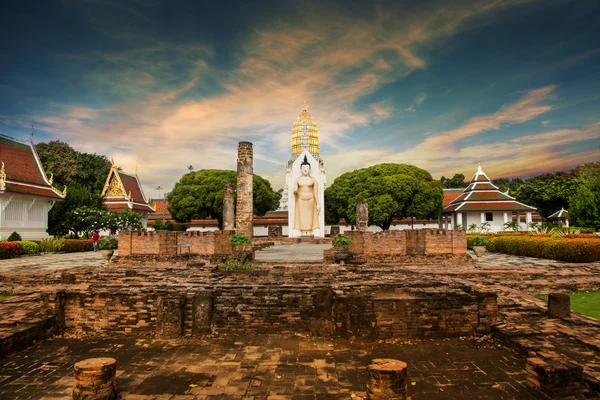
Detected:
[
  {"left": 73, "top": 357, "right": 117, "bottom": 400},
  {"left": 366, "top": 358, "right": 408, "bottom": 399},
  {"left": 547, "top": 293, "right": 570, "bottom": 318}
]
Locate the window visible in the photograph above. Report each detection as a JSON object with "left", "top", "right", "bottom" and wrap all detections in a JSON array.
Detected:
[
  {"left": 5, "top": 201, "right": 24, "bottom": 221},
  {"left": 28, "top": 203, "right": 45, "bottom": 222},
  {"left": 485, "top": 212, "right": 494, "bottom": 222}
]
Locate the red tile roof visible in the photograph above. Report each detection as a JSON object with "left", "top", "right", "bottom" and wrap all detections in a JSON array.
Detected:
[{"left": 0, "top": 134, "right": 64, "bottom": 200}]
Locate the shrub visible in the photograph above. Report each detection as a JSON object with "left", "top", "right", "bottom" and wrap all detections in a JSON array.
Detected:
[
  {"left": 472, "top": 236, "right": 489, "bottom": 247},
  {"left": 7, "top": 232, "right": 22, "bottom": 242},
  {"left": 217, "top": 257, "right": 254, "bottom": 271},
  {"left": 99, "top": 237, "right": 117, "bottom": 250},
  {"left": 18, "top": 241, "right": 40, "bottom": 254},
  {"left": 173, "top": 223, "right": 188, "bottom": 231},
  {"left": 486, "top": 236, "right": 600, "bottom": 263},
  {"left": 229, "top": 233, "right": 251, "bottom": 250},
  {"left": 64, "top": 239, "right": 94, "bottom": 253},
  {"left": 39, "top": 238, "right": 66, "bottom": 253},
  {"left": 0, "top": 242, "right": 24, "bottom": 259},
  {"left": 332, "top": 234, "right": 352, "bottom": 249}
]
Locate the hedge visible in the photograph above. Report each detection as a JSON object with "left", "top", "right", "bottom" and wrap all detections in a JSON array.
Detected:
[
  {"left": 0, "top": 242, "right": 24, "bottom": 259},
  {"left": 486, "top": 236, "right": 600, "bottom": 263},
  {"left": 18, "top": 241, "right": 40, "bottom": 255},
  {"left": 63, "top": 239, "right": 94, "bottom": 253}
]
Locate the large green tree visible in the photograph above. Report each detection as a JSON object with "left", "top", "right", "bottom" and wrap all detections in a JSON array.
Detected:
[
  {"left": 167, "top": 169, "right": 281, "bottom": 228},
  {"left": 440, "top": 173, "right": 467, "bottom": 188},
  {"left": 568, "top": 167, "right": 600, "bottom": 229},
  {"left": 48, "top": 182, "right": 105, "bottom": 236},
  {"left": 514, "top": 172, "right": 575, "bottom": 218},
  {"left": 36, "top": 140, "right": 111, "bottom": 192},
  {"left": 491, "top": 177, "right": 525, "bottom": 194},
  {"left": 325, "top": 163, "right": 443, "bottom": 230}
]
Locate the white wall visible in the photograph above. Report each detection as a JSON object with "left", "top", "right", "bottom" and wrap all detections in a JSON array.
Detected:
[{"left": 0, "top": 194, "right": 53, "bottom": 240}]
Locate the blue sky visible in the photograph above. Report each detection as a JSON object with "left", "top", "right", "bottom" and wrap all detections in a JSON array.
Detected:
[{"left": 1, "top": 0, "right": 599, "bottom": 198}]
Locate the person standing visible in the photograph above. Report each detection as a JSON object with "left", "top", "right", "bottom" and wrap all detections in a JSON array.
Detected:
[{"left": 92, "top": 231, "right": 100, "bottom": 251}]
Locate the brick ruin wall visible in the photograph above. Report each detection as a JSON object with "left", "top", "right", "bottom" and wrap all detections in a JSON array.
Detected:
[
  {"left": 56, "top": 283, "right": 496, "bottom": 340},
  {"left": 329, "top": 228, "right": 470, "bottom": 263},
  {"left": 118, "top": 230, "right": 234, "bottom": 258}
]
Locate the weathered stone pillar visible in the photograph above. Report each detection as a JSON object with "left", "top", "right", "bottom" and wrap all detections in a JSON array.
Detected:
[
  {"left": 73, "top": 357, "right": 117, "bottom": 400},
  {"left": 156, "top": 295, "right": 185, "bottom": 338},
  {"left": 356, "top": 199, "right": 369, "bottom": 232},
  {"left": 223, "top": 182, "right": 234, "bottom": 230},
  {"left": 235, "top": 142, "right": 253, "bottom": 238},
  {"left": 547, "top": 293, "right": 570, "bottom": 318},
  {"left": 192, "top": 291, "right": 213, "bottom": 335},
  {"left": 367, "top": 358, "right": 408, "bottom": 399}
]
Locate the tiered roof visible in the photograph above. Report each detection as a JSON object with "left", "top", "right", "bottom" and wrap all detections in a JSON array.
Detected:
[
  {"left": 548, "top": 208, "right": 568, "bottom": 220},
  {"left": 101, "top": 161, "right": 154, "bottom": 213},
  {"left": 0, "top": 134, "right": 65, "bottom": 200},
  {"left": 444, "top": 164, "right": 536, "bottom": 213}
]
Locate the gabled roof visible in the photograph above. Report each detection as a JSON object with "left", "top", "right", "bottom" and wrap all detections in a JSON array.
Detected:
[
  {"left": 548, "top": 208, "right": 568, "bottom": 220},
  {"left": 101, "top": 161, "right": 154, "bottom": 213},
  {"left": 0, "top": 134, "right": 65, "bottom": 200},
  {"left": 444, "top": 164, "right": 535, "bottom": 213}
]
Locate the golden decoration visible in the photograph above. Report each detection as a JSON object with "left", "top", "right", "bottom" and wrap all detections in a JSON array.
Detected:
[
  {"left": 0, "top": 161, "right": 5, "bottom": 191},
  {"left": 106, "top": 177, "right": 126, "bottom": 197},
  {"left": 291, "top": 108, "right": 320, "bottom": 156}
]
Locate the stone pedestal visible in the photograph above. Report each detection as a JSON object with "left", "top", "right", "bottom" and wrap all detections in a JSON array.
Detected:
[
  {"left": 367, "top": 358, "right": 408, "bottom": 399},
  {"left": 547, "top": 293, "right": 570, "bottom": 318},
  {"left": 156, "top": 296, "right": 185, "bottom": 338},
  {"left": 73, "top": 357, "right": 117, "bottom": 400},
  {"left": 526, "top": 357, "right": 587, "bottom": 398},
  {"left": 330, "top": 226, "right": 340, "bottom": 237},
  {"left": 223, "top": 182, "right": 234, "bottom": 231},
  {"left": 235, "top": 142, "right": 254, "bottom": 238},
  {"left": 192, "top": 291, "right": 213, "bottom": 335},
  {"left": 356, "top": 199, "right": 369, "bottom": 232}
]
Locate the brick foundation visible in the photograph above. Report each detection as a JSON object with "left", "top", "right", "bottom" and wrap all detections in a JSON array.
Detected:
[{"left": 118, "top": 230, "right": 234, "bottom": 258}]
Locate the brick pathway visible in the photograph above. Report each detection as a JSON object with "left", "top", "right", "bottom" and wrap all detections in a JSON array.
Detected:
[
  {"left": 0, "top": 335, "right": 534, "bottom": 400},
  {"left": 0, "top": 251, "right": 106, "bottom": 273}
]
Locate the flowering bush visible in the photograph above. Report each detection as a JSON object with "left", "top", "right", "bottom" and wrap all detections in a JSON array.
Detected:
[
  {"left": 486, "top": 236, "right": 600, "bottom": 263},
  {"left": 0, "top": 242, "right": 24, "bottom": 259},
  {"left": 64, "top": 239, "right": 94, "bottom": 253}
]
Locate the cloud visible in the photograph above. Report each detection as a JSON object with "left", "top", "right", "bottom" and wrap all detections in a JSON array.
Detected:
[{"left": 11, "top": 0, "right": 551, "bottom": 195}]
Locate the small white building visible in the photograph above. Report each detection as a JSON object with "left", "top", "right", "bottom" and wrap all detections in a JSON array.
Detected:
[
  {"left": 0, "top": 134, "right": 65, "bottom": 240},
  {"left": 442, "top": 164, "right": 536, "bottom": 232}
]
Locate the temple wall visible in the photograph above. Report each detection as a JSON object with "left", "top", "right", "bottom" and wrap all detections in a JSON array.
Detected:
[{"left": 118, "top": 230, "right": 233, "bottom": 258}]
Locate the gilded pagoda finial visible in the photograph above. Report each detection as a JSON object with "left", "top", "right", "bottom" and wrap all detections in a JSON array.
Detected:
[
  {"left": 0, "top": 161, "right": 6, "bottom": 191},
  {"left": 301, "top": 101, "right": 310, "bottom": 111}
]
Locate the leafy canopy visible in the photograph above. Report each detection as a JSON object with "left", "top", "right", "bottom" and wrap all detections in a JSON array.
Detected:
[
  {"left": 325, "top": 163, "right": 443, "bottom": 230},
  {"left": 168, "top": 169, "right": 281, "bottom": 228}
]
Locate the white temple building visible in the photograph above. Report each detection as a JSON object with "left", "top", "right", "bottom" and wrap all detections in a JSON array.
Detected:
[
  {"left": 0, "top": 134, "right": 65, "bottom": 240},
  {"left": 442, "top": 164, "right": 537, "bottom": 232}
]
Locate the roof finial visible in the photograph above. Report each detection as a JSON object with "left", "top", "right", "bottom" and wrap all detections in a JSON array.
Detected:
[
  {"left": 301, "top": 101, "right": 309, "bottom": 112},
  {"left": 29, "top": 125, "right": 34, "bottom": 142},
  {"left": 477, "top": 156, "right": 480, "bottom": 165}
]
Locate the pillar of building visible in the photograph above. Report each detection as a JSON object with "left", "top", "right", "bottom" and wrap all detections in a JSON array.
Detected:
[
  {"left": 503, "top": 212, "right": 508, "bottom": 224},
  {"left": 235, "top": 142, "right": 254, "bottom": 238},
  {"left": 356, "top": 199, "right": 369, "bottom": 232},
  {"left": 223, "top": 182, "right": 234, "bottom": 231},
  {"left": 73, "top": 358, "right": 117, "bottom": 400},
  {"left": 480, "top": 212, "right": 485, "bottom": 224},
  {"left": 516, "top": 211, "right": 521, "bottom": 229},
  {"left": 456, "top": 212, "right": 463, "bottom": 228},
  {"left": 366, "top": 358, "right": 408, "bottom": 399},
  {"left": 526, "top": 212, "right": 532, "bottom": 230}
]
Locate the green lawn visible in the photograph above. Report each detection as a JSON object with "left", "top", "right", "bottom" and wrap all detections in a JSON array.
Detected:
[{"left": 537, "top": 291, "right": 600, "bottom": 320}]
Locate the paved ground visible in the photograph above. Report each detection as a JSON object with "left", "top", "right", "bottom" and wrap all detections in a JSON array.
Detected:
[
  {"left": 255, "top": 244, "right": 331, "bottom": 261},
  {"left": 0, "top": 335, "right": 534, "bottom": 400},
  {"left": 0, "top": 251, "right": 106, "bottom": 273}
]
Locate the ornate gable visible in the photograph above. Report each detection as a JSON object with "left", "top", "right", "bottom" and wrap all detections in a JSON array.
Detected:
[{"left": 102, "top": 162, "right": 131, "bottom": 201}]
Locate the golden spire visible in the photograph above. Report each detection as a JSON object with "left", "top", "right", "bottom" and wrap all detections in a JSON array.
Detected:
[{"left": 291, "top": 104, "right": 319, "bottom": 156}]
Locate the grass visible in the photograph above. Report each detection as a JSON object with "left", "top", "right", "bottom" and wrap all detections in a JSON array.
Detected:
[
  {"left": 0, "top": 295, "right": 9, "bottom": 302},
  {"left": 537, "top": 291, "right": 600, "bottom": 320}
]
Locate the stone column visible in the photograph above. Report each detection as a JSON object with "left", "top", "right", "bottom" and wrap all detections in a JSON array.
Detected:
[
  {"left": 156, "top": 295, "right": 185, "bottom": 338},
  {"left": 456, "top": 212, "right": 463, "bottom": 228},
  {"left": 367, "top": 358, "right": 408, "bottom": 399},
  {"left": 356, "top": 199, "right": 369, "bottom": 232},
  {"left": 480, "top": 212, "right": 485, "bottom": 224},
  {"left": 235, "top": 142, "right": 254, "bottom": 238},
  {"left": 73, "top": 358, "right": 117, "bottom": 400},
  {"left": 503, "top": 212, "right": 508, "bottom": 224},
  {"left": 548, "top": 293, "right": 570, "bottom": 318},
  {"left": 223, "top": 182, "right": 234, "bottom": 230},
  {"left": 526, "top": 212, "right": 532, "bottom": 230}
]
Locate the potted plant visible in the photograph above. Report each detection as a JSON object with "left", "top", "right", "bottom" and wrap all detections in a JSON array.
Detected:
[
  {"left": 472, "top": 236, "right": 488, "bottom": 258},
  {"left": 99, "top": 237, "right": 117, "bottom": 261},
  {"left": 332, "top": 234, "right": 352, "bottom": 265},
  {"left": 229, "top": 233, "right": 252, "bottom": 261}
]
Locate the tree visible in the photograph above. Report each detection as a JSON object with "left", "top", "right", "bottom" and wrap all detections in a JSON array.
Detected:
[
  {"left": 66, "top": 206, "right": 104, "bottom": 238},
  {"left": 514, "top": 172, "right": 574, "bottom": 218},
  {"left": 36, "top": 140, "right": 111, "bottom": 193},
  {"left": 101, "top": 210, "right": 143, "bottom": 232},
  {"left": 167, "top": 169, "right": 281, "bottom": 228},
  {"left": 47, "top": 182, "right": 105, "bottom": 236},
  {"left": 325, "top": 163, "right": 443, "bottom": 230},
  {"left": 492, "top": 177, "right": 525, "bottom": 194},
  {"left": 440, "top": 173, "right": 467, "bottom": 188},
  {"left": 568, "top": 170, "right": 600, "bottom": 229}
]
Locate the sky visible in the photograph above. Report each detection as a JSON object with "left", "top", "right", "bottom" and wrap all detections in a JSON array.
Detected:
[{"left": 1, "top": 0, "right": 599, "bottom": 199}]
